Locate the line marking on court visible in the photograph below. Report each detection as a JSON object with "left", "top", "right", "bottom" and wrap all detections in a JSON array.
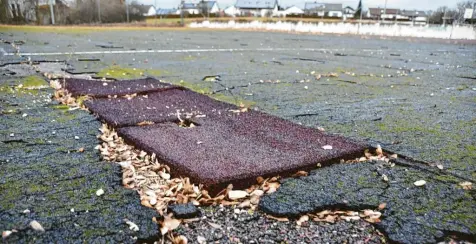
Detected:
[{"left": 4, "top": 48, "right": 382, "bottom": 56}]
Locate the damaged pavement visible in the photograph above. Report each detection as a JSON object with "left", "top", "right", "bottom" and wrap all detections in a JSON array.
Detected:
[{"left": 1, "top": 29, "right": 475, "bottom": 243}]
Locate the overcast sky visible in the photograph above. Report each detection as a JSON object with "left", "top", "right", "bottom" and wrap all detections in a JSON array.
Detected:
[{"left": 137, "top": 0, "right": 462, "bottom": 11}]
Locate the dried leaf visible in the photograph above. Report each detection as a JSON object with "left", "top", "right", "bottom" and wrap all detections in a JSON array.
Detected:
[
  {"left": 251, "top": 190, "right": 264, "bottom": 197},
  {"left": 159, "top": 171, "right": 171, "bottom": 180},
  {"left": 266, "top": 187, "right": 277, "bottom": 194},
  {"left": 78, "top": 147, "right": 85, "bottom": 152},
  {"left": 250, "top": 195, "right": 260, "bottom": 205},
  {"left": 414, "top": 180, "right": 426, "bottom": 186},
  {"left": 257, "top": 176, "right": 265, "bottom": 184},
  {"left": 160, "top": 216, "right": 181, "bottom": 235},
  {"left": 174, "top": 235, "right": 188, "bottom": 244},
  {"left": 341, "top": 215, "right": 360, "bottom": 222},
  {"left": 30, "top": 220, "right": 45, "bottom": 232},
  {"left": 292, "top": 171, "right": 308, "bottom": 177},
  {"left": 124, "top": 219, "right": 139, "bottom": 232},
  {"left": 228, "top": 190, "right": 248, "bottom": 200},
  {"left": 376, "top": 145, "right": 383, "bottom": 156},
  {"left": 378, "top": 203, "right": 387, "bottom": 210},
  {"left": 207, "top": 221, "right": 222, "bottom": 229},
  {"left": 324, "top": 215, "right": 337, "bottom": 223},
  {"left": 459, "top": 182, "right": 472, "bottom": 190},
  {"left": 296, "top": 215, "right": 309, "bottom": 226},
  {"left": 267, "top": 215, "right": 289, "bottom": 222},
  {"left": 238, "top": 200, "right": 251, "bottom": 208}
]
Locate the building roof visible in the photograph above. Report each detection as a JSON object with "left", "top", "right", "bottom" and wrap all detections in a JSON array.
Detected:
[
  {"left": 205, "top": 1, "right": 217, "bottom": 9},
  {"left": 343, "top": 6, "right": 354, "bottom": 11},
  {"left": 235, "top": 0, "right": 277, "bottom": 9},
  {"left": 368, "top": 8, "right": 399, "bottom": 15},
  {"left": 156, "top": 8, "right": 177, "bottom": 15},
  {"left": 400, "top": 10, "right": 427, "bottom": 17},
  {"left": 182, "top": 2, "right": 197, "bottom": 9},
  {"left": 304, "top": 2, "right": 342, "bottom": 12}
]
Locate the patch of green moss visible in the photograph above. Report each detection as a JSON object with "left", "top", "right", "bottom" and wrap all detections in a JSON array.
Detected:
[
  {"left": 171, "top": 80, "right": 212, "bottom": 94},
  {"left": 96, "top": 65, "right": 167, "bottom": 79},
  {"left": 53, "top": 104, "right": 70, "bottom": 110},
  {"left": 211, "top": 93, "right": 256, "bottom": 107},
  {"left": 18, "top": 76, "right": 48, "bottom": 89},
  {"left": 56, "top": 112, "right": 77, "bottom": 123}
]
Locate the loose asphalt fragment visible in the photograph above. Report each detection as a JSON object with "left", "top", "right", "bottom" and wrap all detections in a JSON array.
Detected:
[
  {"left": 168, "top": 203, "right": 201, "bottom": 219},
  {"left": 63, "top": 77, "right": 180, "bottom": 97},
  {"left": 259, "top": 160, "right": 476, "bottom": 243}
]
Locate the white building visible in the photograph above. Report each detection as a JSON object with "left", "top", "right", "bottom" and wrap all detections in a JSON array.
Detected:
[
  {"left": 181, "top": 2, "right": 200, "bottom": 14},
  {"left": 198, "top": 1, "right": 220, "bottom": 14},
  {"left": 278, "top": 6, "right": 304, "bottom": 17},
  {"left": 304, "top": 2, "right": 343, "bottom": 18},
  {"left": 342, "top": 6, "right": 355, "bottom": 18},
  {"left": 235, "top": 0, "right": 279, "bottom": 17},
  {"left": 224, "top": 5, "right": 240, "bottom": 16}
]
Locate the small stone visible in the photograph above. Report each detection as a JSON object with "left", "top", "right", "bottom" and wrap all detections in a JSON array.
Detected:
[
  {"left": 96, "top": 188, "right": 105, "bottom": 196},
  {"left": 168, "top": 203, "right": 200, "bottom": 219},
  {"left": 414, "top": 180, "right": 426, "bottom": 186},
  {"left": 103, "top": 82, "right": 108, "bottom": 86},
  {"left": 30, "top": 220, "right": 45, "bottom": 232},
  {"left": 9, "top": 133, "right": 14, "bottom": 137},
  {"left": 74, "top": 136, "right": 79, "bottom": 140},
  {"left": 23, "top": 209, "right": 30, "bottom": 214},
  {"left": 2, "top": 230, "right": 12, "bottom": 239},
  {"left": 22, "top": 113, "right": 28, "bottom": 117}
]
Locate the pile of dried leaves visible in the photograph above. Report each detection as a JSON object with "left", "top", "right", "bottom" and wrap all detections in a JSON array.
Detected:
[{"left": 50, "top": 79, "right": 90, "bottom": 110}]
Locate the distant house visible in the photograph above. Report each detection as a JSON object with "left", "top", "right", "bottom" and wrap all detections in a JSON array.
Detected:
[
  {"left": 235, "top": 0, "right": 279, "bottom": 17},
  {"left": 224, "top": 5, "right": 240, "bottom": 16},
  {"left": 181, "top": 2, "right": 200, "bottom": 14},
  {"left": 279, "top": 6, "right": 304, "bottom": 16},
  {"left": 146, "top": 6, "right": 156, "bottom": 16},
  {"left": 367, "top": 8, "right": 399, "bottom": 20},
  {"left": 399, "top": 10, "right": 428, "bottom": 22},
  {"left": 343, "top": 6, "right": 355, "bottom": 18},
  {"left": 198, "top": 1, "right": 220, "bottom": 14},
  {"left": 304, "top": 2, "right": 343, "bottom": 17}
]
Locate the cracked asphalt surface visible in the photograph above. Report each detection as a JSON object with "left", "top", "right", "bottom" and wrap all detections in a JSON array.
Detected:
[
  {"left": 1, "top": 28, "right": 475, "bottom": 243},
  {"left": 0, "top": 65, "right": 158, "bottom": 242}
]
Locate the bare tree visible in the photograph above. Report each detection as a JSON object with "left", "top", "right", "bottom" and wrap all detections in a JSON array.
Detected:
[
  {"left": 455, "top": 0, "right": 473, "bottom": 23},
  {"left": 0, "top": 0, "right": 11, "bottom": 23}
]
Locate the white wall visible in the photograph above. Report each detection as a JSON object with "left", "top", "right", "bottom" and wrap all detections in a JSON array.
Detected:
[
  {"left": 146, "top": 6, "right": 156, "bottom": 16},
  {"left": 210, "top": 4, "right": 219, "bottom": 13},
  {"left": 224, "top": 6, "right": 239, "bottom": 16},
  {"left": 327, "top": 11, "right": 342, "bottom": 17},
  {"left": 190, "top": 21, "right": 476, "bottom": 40}
]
